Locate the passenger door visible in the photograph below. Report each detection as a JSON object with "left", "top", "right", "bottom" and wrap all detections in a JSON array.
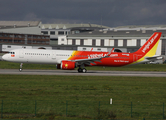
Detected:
[{"left": 19, "top": 49, "right": 24, "bottom": 58}]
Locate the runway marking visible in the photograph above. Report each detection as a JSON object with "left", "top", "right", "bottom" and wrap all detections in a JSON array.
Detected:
[{"left": 0, "top": 69, "right": 166, "bottom": 77}]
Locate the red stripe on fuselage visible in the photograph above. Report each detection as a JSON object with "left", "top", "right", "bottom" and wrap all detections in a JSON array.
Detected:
[{"left": 68, "top": 51, "right": 144, "bottom": 67}]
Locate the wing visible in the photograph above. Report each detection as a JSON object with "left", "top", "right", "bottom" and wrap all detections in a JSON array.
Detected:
[
  {"left": 73, "top": 57, "right": 102, "bottom": 66},
  {"left": 71, "top": 48, "right": 115, "bottom": 66},
  {"left": 145, "top": 55, "right": 163, "bottom": 61}
]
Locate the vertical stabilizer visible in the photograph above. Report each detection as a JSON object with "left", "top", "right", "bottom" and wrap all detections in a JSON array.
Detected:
[{"left": 135, "top": 32, "right": 162, "bottom": 57}]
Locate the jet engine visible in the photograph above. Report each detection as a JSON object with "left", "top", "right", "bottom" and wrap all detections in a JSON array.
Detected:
[{"left": 56, "top": 60, "right": 76, "bottom": 70}]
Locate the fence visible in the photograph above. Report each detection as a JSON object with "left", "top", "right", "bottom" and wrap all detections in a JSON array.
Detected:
[{"left": 0, "top": 100, "right": 165, "bottom": 119}]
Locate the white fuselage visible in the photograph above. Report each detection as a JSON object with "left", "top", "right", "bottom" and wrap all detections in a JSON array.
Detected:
[{"left": 2, "top": 49, "right": 74, "bottom": 64}]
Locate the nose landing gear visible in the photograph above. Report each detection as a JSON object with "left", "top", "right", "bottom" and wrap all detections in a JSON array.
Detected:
[{"left": 19, "top": 63, "right": 23, "bottom": 72}]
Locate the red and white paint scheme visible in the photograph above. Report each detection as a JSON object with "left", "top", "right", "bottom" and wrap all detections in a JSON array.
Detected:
[{"left": 2, "top": 32, "right": 162, "bottom": 73}]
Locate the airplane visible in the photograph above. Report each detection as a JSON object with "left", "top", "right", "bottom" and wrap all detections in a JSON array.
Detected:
[{"left": 2, "top": 32, "right": 162, "bottom": 73}]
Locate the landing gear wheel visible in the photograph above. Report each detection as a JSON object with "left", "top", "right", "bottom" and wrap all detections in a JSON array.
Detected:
[
  {"left": 19, "top": 63, "right": 23, "bottom": 72},
  {"left": 78, "top": 68, "right": 83, "bottom": 73},
  {"left": 19, "top": 68, "right": 22, "bottom": 72},
  {"left": 77, "top": 68, "right": 87, "bottom": 73},
  {"left": 82, "top": 68, "right": 87, "bottom": 73}
]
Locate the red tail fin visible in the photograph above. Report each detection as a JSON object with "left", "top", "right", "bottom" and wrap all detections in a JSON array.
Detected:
[{"left": 135, "top": 32, "right": 162, "bottom": 55}]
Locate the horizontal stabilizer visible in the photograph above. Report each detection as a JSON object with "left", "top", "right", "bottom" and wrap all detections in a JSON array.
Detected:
[{"left": 145, "top": 55, "right": 163, "bottom": 61}]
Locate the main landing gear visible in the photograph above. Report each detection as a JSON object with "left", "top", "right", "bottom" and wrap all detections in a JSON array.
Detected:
[
  {"left": 19, "top": 63, "right": 23, "bottom": 72},
  {"left": 77, "top": 68, "right": 87, "bottom": 73}
]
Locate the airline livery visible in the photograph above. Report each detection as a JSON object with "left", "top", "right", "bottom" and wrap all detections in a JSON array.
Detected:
[{"left": 2, "top": 32, "right": 162, "bottom": 73}]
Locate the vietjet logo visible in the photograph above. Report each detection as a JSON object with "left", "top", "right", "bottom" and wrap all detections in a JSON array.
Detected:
[
  {"left": 88, "top": 53, "right": 107, "bottom": 59},
  {"left": 65, "top": 64, "right": 68, "bottom": 68},
  {"left": 142, "top": 34, "right": 158, "bottom": 53}
]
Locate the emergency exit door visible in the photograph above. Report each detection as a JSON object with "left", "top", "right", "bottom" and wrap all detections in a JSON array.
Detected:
[{"left": 52, "top": 51, "right": 56, "bottom": 59}]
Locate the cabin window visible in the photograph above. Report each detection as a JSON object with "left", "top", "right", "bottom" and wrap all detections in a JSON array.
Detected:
[{"left": 9, "top": 52, "right": 15, "bottom": 54}]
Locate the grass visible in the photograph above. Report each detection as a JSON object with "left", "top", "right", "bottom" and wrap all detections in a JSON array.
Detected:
[
  {"left": 0, "top": 75, "right": 166, "bottom": 119},
  {"left": 1, "top": 61, "right": 166, "bottom": 71},
  {"left": 0, "top": 61, "right": 166, "bottom": 119}
]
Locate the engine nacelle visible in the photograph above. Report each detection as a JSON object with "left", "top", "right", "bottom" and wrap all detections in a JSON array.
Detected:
[{"left": 56, "top": 60, "right": 76, "bottom": 70}]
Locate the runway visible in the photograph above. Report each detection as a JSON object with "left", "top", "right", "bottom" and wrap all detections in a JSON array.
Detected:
[{"left": 0, "top": 69, "right": 166, "bottom": 77}]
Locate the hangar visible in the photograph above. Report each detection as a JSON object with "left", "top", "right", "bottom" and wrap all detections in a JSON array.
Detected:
[
  {"left": 0, "top": 21, "right": 109, "bottom": 51},
  {"left": 41, "top": 23, "right": 109, "bottom": 45},
  {"left": 0, "top": 21, "right": 42, "bottom": 34},
  {"left": 0, "top": 21, "right": 50, "bottom": 52},
  {"left": 58, "top": 25, "right": 166, "bottom": 56}
]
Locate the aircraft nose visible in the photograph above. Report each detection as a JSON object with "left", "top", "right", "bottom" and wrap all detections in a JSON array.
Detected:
[
  {"left": 2, "top": 55, "right": 5, "bottom": 60},
  {"left": 2, "top": 54, "right": 7, "bottom": 61}
]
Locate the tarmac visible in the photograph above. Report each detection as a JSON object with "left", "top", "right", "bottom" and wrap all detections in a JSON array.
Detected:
[{"left": 0, "top": 69, "right": 166, "bottom": 77}]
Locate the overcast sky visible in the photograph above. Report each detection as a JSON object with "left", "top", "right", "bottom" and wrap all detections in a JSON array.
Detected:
[{"left": 0, "top": 0, "right": 166, "bottom": 27}]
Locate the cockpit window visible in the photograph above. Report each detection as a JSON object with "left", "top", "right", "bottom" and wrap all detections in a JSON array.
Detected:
[{"left": 8, "top": 52, "right": 15, "bottom": 54}]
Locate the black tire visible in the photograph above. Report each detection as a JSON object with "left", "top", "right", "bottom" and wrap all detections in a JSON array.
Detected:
[
  {"left": 78, "top": 68, "right": 83, "bottom": 73},
  {"left": 82, "top": 68, "right": 87, "bottom": 73}
]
